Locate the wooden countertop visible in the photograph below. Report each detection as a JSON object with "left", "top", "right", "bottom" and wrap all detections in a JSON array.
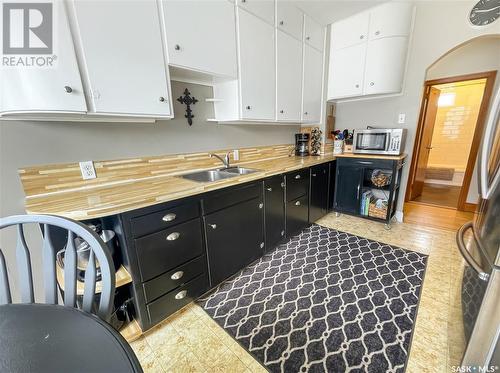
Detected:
[{"left": 24, "top": 154, "right": 336, "bottom": 220}]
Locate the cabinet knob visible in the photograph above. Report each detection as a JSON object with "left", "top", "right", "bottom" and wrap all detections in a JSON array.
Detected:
[
  {"left": 370, "top": 82, "right": 374, "bottom": 86},
  {"left": 171, "top": 271, "right": 184, "bottom": 280},
  {"left": 304, "top": 112, "right": 308, "bottom": 115},
  {"left": 375, "top": 30, "right": 380, "bottom": 36},
  {"left": 174, "top": 44, "right": 181, "bottom": 51},
  {"left": 280, "top": 182, "right": 285, "bottom": 188},
  {"left": 312, "top": 173, "right": 317, "bottom": 177},
  {"left": 209, "top": 224, "right": 217, "bottom": 229},
  {"left": 279, "top": 20, "right": 284, "bottom": 25},
  {"left": 166, "top": 232, "right": 180, "bottom": 241},
  {"left": 159, "top": 96, "right": 166, "bottom": 102},
  {"left": 246, "top": 105, "right": 251, "bottom": 110},
  {"left": 306, "top": 36, "right": 310, "bottom": 41},
  {"left": 64, "top": 86, "right": 73, "bottom": 93},
  {"left": 259, "top": 202, "right": 264, "bottom": 209},
  {"left": 260, "top": 242, "right": 264, "bottom": 249},
  {"left": 359, "top": 35, "right": 364, "bottom": 40},
  {"left": 280, "top": 230, "right": 285, "bottom": 236},
  {"left": 295, "top": 201, "right": 301, "bottom": 206},
  {"left": 162, "top": 213, "right": 176, "bottom": 222},
  {"left": 280, "top": 110, "right": 284, "bottom": 114},
  {"left": 355, "top": 84, "right": 359, "bottom": 88},
  {"left": 241, "top": 0, "right": 246, "bottom": 2},
  {"left": 294, "top": 174, "right": 301, "bottom": 179},
  {"left": 175, "top": 290, "right": 187, "bottom": 300},
  {"left": 266, "top": 187, "right": 272, "bottom": 192}
]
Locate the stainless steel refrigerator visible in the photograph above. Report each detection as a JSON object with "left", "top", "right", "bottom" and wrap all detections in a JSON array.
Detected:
[{"left": 457, "top": 86, "right": 500, "bottom": 368}]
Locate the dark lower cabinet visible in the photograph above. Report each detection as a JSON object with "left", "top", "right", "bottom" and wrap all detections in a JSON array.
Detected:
[
  {"left": 264, "top": 175, "right": 285, "bottom": 251},
  {"left": 286, "top": 194, "right": 309, "bottom": 236},
  {"left": 334, "top": 163, "right": 363, "bottom": 214},
  {"left": 309, "top": 163, "right": 329, "bottom": 222},
  {"left": 204, "top": 193, "right": 264, "bottom": 287},
  {"left": 328, "top": 161, "right": 336, "bottom": 211}
]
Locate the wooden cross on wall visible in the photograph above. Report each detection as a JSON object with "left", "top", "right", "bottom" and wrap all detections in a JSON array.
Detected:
[{"left": 177, "top": 88, "right": 198, "bottom": 126}]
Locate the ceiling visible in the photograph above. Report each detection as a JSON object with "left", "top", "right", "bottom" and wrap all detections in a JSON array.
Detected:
[{"left": 293, "top": 0, "right": 388, "bottom": 25}]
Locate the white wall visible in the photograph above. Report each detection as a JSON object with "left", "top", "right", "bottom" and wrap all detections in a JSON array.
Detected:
[
  {"left": 334, "top": 0, "right": 500, "bottom": 212},
  {"left": 0, "top": 81, "right": 300, "bottom": 300}
]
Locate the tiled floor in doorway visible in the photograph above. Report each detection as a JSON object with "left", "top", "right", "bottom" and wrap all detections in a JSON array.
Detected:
[{"left": 130, "top": 213, "right": 467, "bottom": 373}]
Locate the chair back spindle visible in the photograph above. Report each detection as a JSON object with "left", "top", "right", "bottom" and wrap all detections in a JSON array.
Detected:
[
  {"left": 42, "top": 224, "right": 57, "bottom": 304},
  {"left": 0, "top": 250, "right": 11, "bottom": 304},
  {"left": 16, "top": 224, "right": 34, "bottom": 303}
]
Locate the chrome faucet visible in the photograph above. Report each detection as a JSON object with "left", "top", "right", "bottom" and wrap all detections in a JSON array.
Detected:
[{"left": 210, "top": 152, "right": 231, "bottom": 168}]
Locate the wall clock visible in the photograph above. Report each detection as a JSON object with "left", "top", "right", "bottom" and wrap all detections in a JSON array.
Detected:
[{"left": 469, "top": 0, "right": 500, "bottom": 26}]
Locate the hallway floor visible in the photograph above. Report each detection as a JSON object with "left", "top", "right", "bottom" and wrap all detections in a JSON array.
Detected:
[
  {"left": 130, "top": 213, "right": 467, "bottom": 373},
  {"left": 413, "top": 183, "right": 461, "bottom": 208},
  {"left": 404, "top": 202, "right": 474, "bottom": 231}
]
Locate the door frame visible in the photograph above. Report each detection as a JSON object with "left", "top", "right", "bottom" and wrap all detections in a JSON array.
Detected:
[{"left": 405, "top": 70, "right": 497, "bottom": 210}]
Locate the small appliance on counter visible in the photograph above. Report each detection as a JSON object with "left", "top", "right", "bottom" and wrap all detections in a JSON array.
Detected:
[
  {"left": 353, "top": 127, "right": 407, "bottom": 155},
  {"left": 295, "top": 133, "right": 310, "bottom": 156}
]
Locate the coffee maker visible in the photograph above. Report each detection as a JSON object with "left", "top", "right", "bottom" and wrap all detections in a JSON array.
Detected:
[{"left": 295, "top": 133, "right": 310, "bottom": 156}]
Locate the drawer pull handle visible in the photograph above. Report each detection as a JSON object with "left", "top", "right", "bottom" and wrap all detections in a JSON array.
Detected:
[
  {"left": 294, "top": 174, "right": 301, "bottom": 179},
  {"left": 281, "top": 182, "right": 285, "bottom": 188},
  {"left": 312, "top": 173, "right": 317, "bottom": 177},
  {"left": 209, "top": 224, "right": 217, "bottom": 229},
  {"left": 171, "top": 271, "right": 184, "bottom": 280},
  {"left": 166, "top": 232, "right": 180, "bottom": 241},
  {"left": 266, "top": 187, "right": 272, "bottom": 192},
  {"left": 259, "top": 203, "right": 264, "bottom": 209},
  {"left": 295, "top": 201, "right": 301, "bottom": 206},
  {"left": 175, "top": 290, "right": 187, "bottom": 300},
  {"left": 162, "top": 213, "right": 176, "bottom": 222}
]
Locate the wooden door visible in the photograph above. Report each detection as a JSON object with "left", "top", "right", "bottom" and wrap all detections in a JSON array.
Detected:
[
  {"left": 410, "top": 87, "right": 440, "bottom": 199},
  {"left": 302, "top": 44, "right": 323, "bottom": 123},
  {"left": 238, "top": 9, "right": 275, "bottom": 120},
  {"left": 277, "top": 30, "right": 302, "bottom": 121},
  {"left": 264, "top": 175, "right": 286, "bottom": 251},
  {"left": 334, "top": 162, "right": 363, "bottom": 214},
  {"left": 72, "top": 0, "right": 171, "bottom": 116},
  {"left": 162, "top": 0, "right": 237, "bottom": 78},
  {"left": 309, "top": 163, "right": 329, "bottom": 222}
]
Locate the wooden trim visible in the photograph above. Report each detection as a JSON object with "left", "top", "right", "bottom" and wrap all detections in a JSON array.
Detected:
[
  {"left": 463, "top": 203, "right": 478, "bottom": 213},
  {"left": 457, "top": 70, "right": 497, "bottom": 210},
  {"left": 404, "top": 70, "right": 498, "bottom": 210}
]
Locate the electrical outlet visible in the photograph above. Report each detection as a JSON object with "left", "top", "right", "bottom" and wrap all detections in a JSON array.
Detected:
[
  {"left": 398, "top": 113, "right": 406, "bottom": 124},
  {"left": 79, "top": 161, "right": 96, "bottom": 180},
  {"left": 233, "top": 149, "right": 240, "bottom": 161}
]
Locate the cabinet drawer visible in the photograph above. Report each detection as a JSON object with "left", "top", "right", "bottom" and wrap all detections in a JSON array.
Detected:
[
  {"left": 338, "top": 158, "right": 393, "bottom": 169},
  {"left": 130, "top": 201, "right": 199, "bottom": 237},
  {"left": 203, "top": 182, "right": 262, "bottom": 215},
  {"left": 142, "top": 255, "right": 206, "bottom": 303},
  {"left": 147, "top": 274, "right": 209, "bottom": 326},
  {"left": 135, "top": 218, "right": 204, "bottom": 281},
  {"left": 286, "top": 194, "right": 309, "bottom": 236},
  {"left": 286, "top": 168, "right": 310, "bottom": 201}
]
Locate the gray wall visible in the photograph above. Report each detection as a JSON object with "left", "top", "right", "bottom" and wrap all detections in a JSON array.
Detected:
[
  {"left": 333, "top": 1, "right": 500, "bottom": 213},
  {"left": 0, "top": 81, "right": 300, "bottom": 300}
]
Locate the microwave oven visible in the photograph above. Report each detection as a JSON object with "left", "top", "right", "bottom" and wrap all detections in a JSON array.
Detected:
[{"left": 353, "top": 128, "right": 407, "bottom": 155}]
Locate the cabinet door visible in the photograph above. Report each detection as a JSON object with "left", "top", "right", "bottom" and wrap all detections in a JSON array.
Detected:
[
  {"left": 363, "top": 37, "right": 408, "bottom": 96},
  {"left": 309, "top": 163, "right": 329, "bottom": 223},
  {"left": 327, "top": 43, "right": 366, "bottom": 100},
  {"left": 286, "top": 194, "right": 309, "bottom": 237},
  {"left": 330, "top": 12, "right": 369, "bottom": 50},
  {"left": 239, "top": 9, "right": 275, "bottom": 120},
  {"left": 277, "top": 30, "right": 302, "bottom": 122},
  {"left": 1, "top": 1, "right": 86, "bottom": 114},
  {"left": 162, "top": 1, "right": 237, "bottom": 78},
  {"left": 328, "top": 161, "right": 336, "bottom": 211},
  {"left": 304, "top": 15, "right": 324, "bottom": 51},
  {"left": 369, "top": 2, "right": 413, "bottom": 40},
  {"left": 276, "top": 1, "right": 303, "bottom": 40},
  {"left": 72, "top": 0, "right": 171, "bottom": 116},
  {"left": 302, "top": 44, "right": 323, "bottom": 123},
  {"left": 334, "top": 163, "right": 362, "bottom": 214},
  {"left": 205, "top": 197, "right": 264, "bottom": 286},
  {"left": 264, "top": 176, "right": 285, "bottom": 251},
  {"left": 237, "top": 0, "right": 274, "bottom": 25}
]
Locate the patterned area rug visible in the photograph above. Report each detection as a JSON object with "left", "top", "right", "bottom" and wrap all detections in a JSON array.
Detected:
[{"left": 198, "top": 225, "right": 428, "bottom": 373}]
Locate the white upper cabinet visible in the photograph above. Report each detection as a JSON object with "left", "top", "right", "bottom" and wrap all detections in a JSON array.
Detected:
[
  {"left": 276, "top": 1, "right": 303, "bottom": 40},
  {"left": 162, "top": 1, "right": 237, "bottom": 78},
  {"left": 238, "top": 9, "right": 275, "bottom": 120},
  {"left": 237, "top": 0, "right": 274, "bottom": 25},
  {"left": 71, "top": 0, "right": 171, "bottom": 117},
  {"left": 302, "top": 44, "right": 323, "bottom": 123},
  {"left": 304, "top": 15, "right": 324, "bottom": 51},
  {"left": 0, "top": 1, "right": 86, "bottom": 115},
  {"left": 328, "top": 43, "right": 366, "bottom": 99},
  {"left": 368, "top": 2, "right": 413, "bottom": 40},
  {"left": 276, "top": 30, "right": 302, "bottom": 122},
  {"left": 330, "top": 12, "right": 369, "bottom": 50},
  {"left": 363, "top": 37, "right": 408, "bottom": 95}
]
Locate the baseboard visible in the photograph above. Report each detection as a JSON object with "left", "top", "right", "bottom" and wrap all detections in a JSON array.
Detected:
[
  {"left": 462, "top": 203, "right": 478, "bottom": 213},
  {"left": 395, "top": 210, "right": 404, "bottom": 223}
]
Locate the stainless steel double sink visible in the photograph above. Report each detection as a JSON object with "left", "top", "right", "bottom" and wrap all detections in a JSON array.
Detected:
[{"left": 179, "top": 167, "right": 260, "bottom": 182}]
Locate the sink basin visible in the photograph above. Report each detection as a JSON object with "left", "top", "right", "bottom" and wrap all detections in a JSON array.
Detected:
[
  {"left": 222, "top": 167, "right": 260, "bottom": 175},
  {"left": 179, "top": 167, "right": 260, "bottom": 183},
  {"left": 180, "top": 170, "right": 236, "bottom": 182}
]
